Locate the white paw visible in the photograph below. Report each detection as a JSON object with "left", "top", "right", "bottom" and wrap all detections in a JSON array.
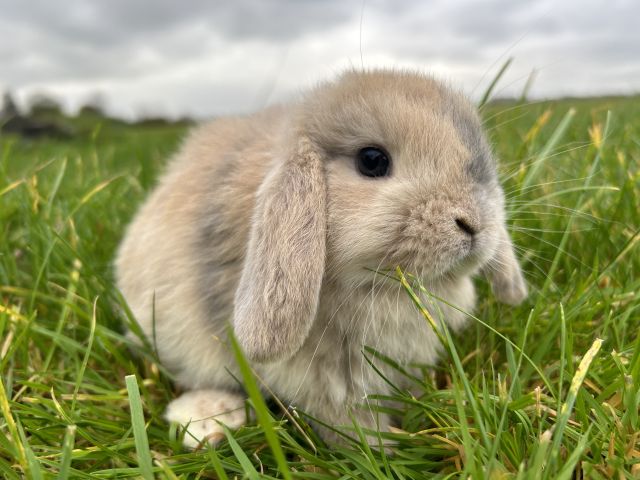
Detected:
[
  {"left": 493, "top": 266, "right": 528, "bottom": 306},
  {"left": 165, "top": 389, "right": 246, "bottom": 448}
]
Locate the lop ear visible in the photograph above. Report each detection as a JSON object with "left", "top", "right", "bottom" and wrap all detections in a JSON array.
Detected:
[
  {"left": 484, "top": 225, "right": 528, "bottom": 305},
  {"left": 233, "top": 136, "right": 326, "bottom": 363}
]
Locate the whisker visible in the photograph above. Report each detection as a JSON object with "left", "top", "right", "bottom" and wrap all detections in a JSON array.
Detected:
[
  {"left": 503, "top": 175, "right": 595, "bottom": 197},
  {"left": 511, "top": 225, "right": 596, "bottom": 234},
  {"left": 515, "top": 229, "right": 594, "bottom": 271}
]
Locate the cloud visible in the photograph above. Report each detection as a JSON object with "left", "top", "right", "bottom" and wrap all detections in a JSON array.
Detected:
[
  {"left": 0, "top": 0, "right": 637, "bottom": 119},
  {"left": 1, "top": 0, "right": 359, "bottom": 46}
]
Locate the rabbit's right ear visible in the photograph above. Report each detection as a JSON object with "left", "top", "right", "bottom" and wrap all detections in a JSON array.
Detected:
[{"left": 233, "top": 136, "right": 327, "bottom": 363}]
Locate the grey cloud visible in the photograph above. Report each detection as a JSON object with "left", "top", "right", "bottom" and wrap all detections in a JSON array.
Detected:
[
  {"left": 1, "top": 0, "right": 356, "bottom": 45},
  {"left": 0, "top": 0, "right": 356, "bottom": 86},
  {"left": 0, "top": 0, "right": 637, "bottom": 118}
]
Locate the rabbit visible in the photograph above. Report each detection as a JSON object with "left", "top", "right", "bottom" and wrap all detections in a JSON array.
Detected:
[{"left": 115, "top": 69, "right": 527, "bottom": 448}]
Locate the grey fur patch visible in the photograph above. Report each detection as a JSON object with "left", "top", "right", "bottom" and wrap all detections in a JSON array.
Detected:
[
  {"left": 467, "top": 152, "right": 494, "bottom": 184},
  {"left": 444, "top": 98, "right": 495, "bottom": 184},
  {"left": 195, "top": 214, "right": 243, "bottom": 321}
]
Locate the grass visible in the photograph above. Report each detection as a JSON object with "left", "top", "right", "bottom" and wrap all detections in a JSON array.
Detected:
[{"left": 1, "top": 91, "right": 639, "bottom": 478}]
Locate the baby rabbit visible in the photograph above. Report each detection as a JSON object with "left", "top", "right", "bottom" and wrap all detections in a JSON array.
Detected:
[{"left": 116, "top": 69, "right": 527, "bottom": 448}]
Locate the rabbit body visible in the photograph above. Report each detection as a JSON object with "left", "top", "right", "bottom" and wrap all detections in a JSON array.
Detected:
[{"left": 116, "top": 70, "right": 526, "bottom": 446}]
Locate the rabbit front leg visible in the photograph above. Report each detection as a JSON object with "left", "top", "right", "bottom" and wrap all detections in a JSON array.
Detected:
[
  {"left": 290, "top": 376, "right": 394, "bottom": 447},
  {"left": 310, "top": 400, "right": 394, "bottom": 447},
  {"left": 165, "top": 389, "right": 246, "bottom": 448}
]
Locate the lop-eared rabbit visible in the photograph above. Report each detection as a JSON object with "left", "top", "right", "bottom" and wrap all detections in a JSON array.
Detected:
[{"left": 116, "top": 69, "right": 527, "bottom": 447}]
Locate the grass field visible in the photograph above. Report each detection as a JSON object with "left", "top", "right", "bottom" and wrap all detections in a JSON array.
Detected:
[{"left": 1, "top": 94, "right": 639, "bottom": 478}]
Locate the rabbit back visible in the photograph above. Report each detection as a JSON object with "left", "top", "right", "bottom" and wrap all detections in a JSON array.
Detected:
[{"left": 116, "top": 109, "right": 284, "bottom": 388}]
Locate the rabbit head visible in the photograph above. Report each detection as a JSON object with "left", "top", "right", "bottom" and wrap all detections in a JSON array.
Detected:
[{"left": 234, "top": 69, "right": 527, "bottom": 363}]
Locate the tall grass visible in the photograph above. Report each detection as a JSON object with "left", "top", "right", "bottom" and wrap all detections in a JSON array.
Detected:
[{"left": 1, "top": 94, "right": 639, "bottom": 478}]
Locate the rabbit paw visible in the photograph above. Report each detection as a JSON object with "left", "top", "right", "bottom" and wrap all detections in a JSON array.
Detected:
[
  {"left": 492, "top": 265, "right": 528, "bottom": 306},
  {"left": 165, "top": 389, "right": 246, "bottom": 448}
]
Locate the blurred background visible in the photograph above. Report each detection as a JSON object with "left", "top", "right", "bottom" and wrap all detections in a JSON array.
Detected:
[{"left": 0, "top": 0, "right": 638, "bottom": 121}]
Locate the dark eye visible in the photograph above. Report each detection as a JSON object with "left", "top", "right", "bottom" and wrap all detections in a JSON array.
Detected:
[{"left": 356, "top": 147, "right": 391, "bottom": 177}]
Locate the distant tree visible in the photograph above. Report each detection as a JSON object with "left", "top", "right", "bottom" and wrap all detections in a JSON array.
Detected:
[
  {"left": 78, "top": 92, "right": 107, "bottom": 117},
  {"left": 1, "top": 91, "right": 20, "bottom": 119},
  {"left": 1, "top": 91, "right": 74, "bottom": 139},
  {"left": 27, "top": 93, "right": 63, "bottom": 116}
]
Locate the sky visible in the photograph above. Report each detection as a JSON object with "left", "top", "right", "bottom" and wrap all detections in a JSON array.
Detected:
[{"left": 1, "top": 0, "right": 638, "bottom": 120}]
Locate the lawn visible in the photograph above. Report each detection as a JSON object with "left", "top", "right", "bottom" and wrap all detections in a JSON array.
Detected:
[{"left": 1, "top": 94, "right": 639, "bottom": 478}]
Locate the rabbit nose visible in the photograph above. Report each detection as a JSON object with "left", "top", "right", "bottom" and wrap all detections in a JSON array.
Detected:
[{"left": 455, "top": 217, "right": 477, "bottom": 236}]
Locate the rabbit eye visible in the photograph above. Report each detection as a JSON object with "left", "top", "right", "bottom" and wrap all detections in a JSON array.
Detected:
[{"left": 357, "top": 147, "right": 391, "bottom": 177}]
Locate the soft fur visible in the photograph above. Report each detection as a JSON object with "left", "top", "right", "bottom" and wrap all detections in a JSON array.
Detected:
[{"left": 115, "top": 69, "right": 527, "bottom": 446}]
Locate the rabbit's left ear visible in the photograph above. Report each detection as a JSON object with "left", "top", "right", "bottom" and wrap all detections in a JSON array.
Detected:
[
  {"left": 233, "top": 136, "right": 327, "bottom": 363},
  {"left": 484, "top": 225, "right": 528, "bottom": 305}
]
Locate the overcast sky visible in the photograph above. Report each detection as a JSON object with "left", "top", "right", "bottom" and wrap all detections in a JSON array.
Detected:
[{"left": 1, "top": 0, "right": 638, "bottom": 119}]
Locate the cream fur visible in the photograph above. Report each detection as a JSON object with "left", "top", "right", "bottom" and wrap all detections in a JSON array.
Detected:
[{"left": 115, "top": 69, "right": 527, "bottom": 447}]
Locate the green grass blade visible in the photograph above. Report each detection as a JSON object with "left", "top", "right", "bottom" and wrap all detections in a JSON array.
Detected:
[
  {"left": 221, "top": 424, "right": 260, "bottom": 480},
  {"left": 486, "top": 310, "right": 534, "bottom": 474},
  {"left": 452, "top": 372, "right": 479, "bottom": 476},
  {"left": 42, "top": 258, "right": 82, "bottom": 372},
  {"left": 125, "top": 374, "right": 154, "bottom": 480},
  {"left": 479, "top": 57, "right": 513, "bottom": 108},
  {"left": 228, "top": 327, "right": 292, "bottom": 480},
  {"left": 17, "top": 422, "right": 43, "bottom": 480},
  {"left": 71, "top": 296, "right": 97, "bottom": 413},
  {"left": 0, "top": 375, "right": 28, "bottom": 472},
  {"left": 44, "top": 157, "right": 67, "bottom": 219},
  {"left": 549, "top": 338, "right": 603, "bottom": 474},
  {"left": 558, "top": 303, "right": 567, "bottom": 411},
  {"left": 554, "top": 426, "right": 592, "bottom": 480},
  {"left": 528, "top": 429, "right": 552, "bottom": 480},
  {"left": 518, "top": 69, "right": 537, "bottom": 103},
  {"left": 520, "top": 108, "right": 576, "bottom": 194},
  {"left": 348, "top": 414, "right": 389, "bottom": 480},
  {"left": 207, "top": 447, "right": 231, "bottom": 480},
  {"left": 57, "top": 424, "right": 77, "bottom": 480}
]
